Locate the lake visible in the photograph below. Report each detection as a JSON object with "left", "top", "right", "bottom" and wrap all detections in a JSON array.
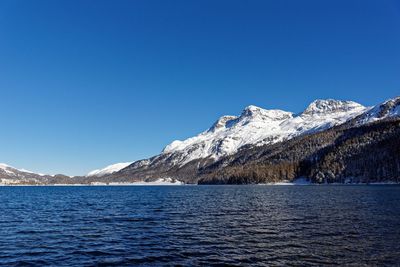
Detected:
[{"left": 0, "top": 185, "right": 399, "bottom": 266}]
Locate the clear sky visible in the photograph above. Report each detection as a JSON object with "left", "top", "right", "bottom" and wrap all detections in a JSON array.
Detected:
[{"left": 0, "top": 0, "right": 399, "bottom": 176}]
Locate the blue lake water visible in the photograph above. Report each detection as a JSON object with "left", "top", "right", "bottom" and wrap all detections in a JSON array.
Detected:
[{"left": 0, "top": 185, "right": 400, "bottom": 266}]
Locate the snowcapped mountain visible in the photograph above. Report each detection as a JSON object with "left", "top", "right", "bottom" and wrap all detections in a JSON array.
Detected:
[
  {"left": 355, "top": 96, "right": 400, "bottom": 125},
  {"left": 2, "top": 96, "right": 399, "bottom": 185},
  {"left": 0, "top": 163, "right": 52, "bottom": 185},
  {"left": 0, "top": 163, "right": 43, "bottom": 177},
  {"left": 87, "top": 162, "right": 132, "bottom": 177},
  {"left": 160, "top": 99, "right": 367, "bottom": 166}
]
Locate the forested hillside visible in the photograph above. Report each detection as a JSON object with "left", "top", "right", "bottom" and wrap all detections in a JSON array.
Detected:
[{"left": 198, "top": 119, "right": 400, "bottom": 184}]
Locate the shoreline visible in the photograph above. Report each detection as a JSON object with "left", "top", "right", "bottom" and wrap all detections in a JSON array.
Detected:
[{"left": 0, "top": 182, "right": 399, "bottom": 187}]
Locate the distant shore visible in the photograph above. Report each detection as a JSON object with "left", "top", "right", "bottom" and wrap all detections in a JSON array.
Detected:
[{"left": 0, "top": 182, "right": 399, "bottom": 186}]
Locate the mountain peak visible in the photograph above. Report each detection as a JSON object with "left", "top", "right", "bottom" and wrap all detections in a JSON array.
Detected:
[
  {"left": 241, "top": 105, "right": 293, "bottom": 121},
  {"left": 379, "top": 96, "right": 400, "bottom": 112},
  {"left": 357, "top": 96, "right": 400, "bottom": 124},
  {"left": 243, "top": 105, "right": 262, "bottom": 112},
  {"left": 209, "top": 115, "right": 238, "bottom": 132},
  {"left": 302, "top": 99, "right": 365, "bottom": 115}
]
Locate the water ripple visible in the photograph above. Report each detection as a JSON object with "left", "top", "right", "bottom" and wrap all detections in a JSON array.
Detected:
[{"left": 0, "top": 185, "right": 399, "bottom": 266}]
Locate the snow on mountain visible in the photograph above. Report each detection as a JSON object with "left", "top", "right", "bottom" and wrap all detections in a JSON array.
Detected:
[
  {"left": 160, "top": 99, "right": 367, "bottom": 166},
  {"left": 0, "top": 163, "right": 16, "bottom": 175},
  {"left": 0, "top": 163, "right": 44, "bottom": 177},
  {"left": 280, "top": 99, "right": 367, "bottom": 137},
  {"left": 0, "top": 163, "right": 54, "bottom": 185},
  {"left": 87, "top": 162, "right": 132, "bottom": 177},
  {"left": 355, "top": 96, "right": 400, "bottom": 124},
  {"left": 302, "top": 99, "right": 364, "bottom": 115}
]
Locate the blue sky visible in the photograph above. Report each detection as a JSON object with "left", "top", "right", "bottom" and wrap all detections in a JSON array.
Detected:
[{"left": 0, "top": 0, "right": 399, "bottom": 175}]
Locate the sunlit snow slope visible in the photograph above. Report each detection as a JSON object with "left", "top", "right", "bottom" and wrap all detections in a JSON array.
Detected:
[
  {"left": 161, "top": 99, "right": 367, "bottom": 166},
  {"left": 87, "top": 162, "right": 132, "bottom": 177}
]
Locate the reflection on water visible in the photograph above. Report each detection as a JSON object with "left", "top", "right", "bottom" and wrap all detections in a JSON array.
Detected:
[{"left": 0, "top": 185, "right": 399, "bottom": 266}]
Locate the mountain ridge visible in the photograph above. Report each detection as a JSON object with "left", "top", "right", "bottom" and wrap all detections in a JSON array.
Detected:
[
  {"left": 156, "top": 99, "right": 367, "bottom": 167},
  {"left": 1, "top": 96, "right": 399, "bottom": 185},
  {"left": 108, "top": 96, "right": 398, "bottom": 184}
]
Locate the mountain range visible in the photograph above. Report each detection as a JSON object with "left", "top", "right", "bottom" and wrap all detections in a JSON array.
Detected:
[{"left": 1, "top": 97, "right": 399, "bottom": 185}]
